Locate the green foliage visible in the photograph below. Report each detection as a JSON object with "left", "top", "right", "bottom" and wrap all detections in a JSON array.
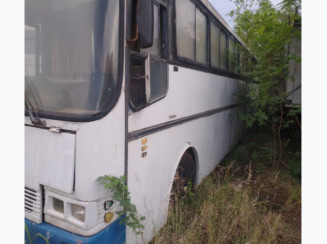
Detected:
[
  {"left": 231, "top": 0, "right": 301, "bottom": 164},
  {"left": 287, "top": 150, "right": 301, "bottom": 178},
  {"left": 25, "top": 224, "right": 50, "bottom": 244},
  {"left": 251, "top": 150, "right": 259, "bottom": 160},
  {"left": 186, "top": 181, "right": 194, "bottom": 198},
  {"left": 287, "top": 107, "right": 301, "bottom": 117},
  {"left": 97, "top": 175, "right": 145, "bottom": 235},
  {"left": 288, "top": 159, "right": 301, "bottom": 177}
]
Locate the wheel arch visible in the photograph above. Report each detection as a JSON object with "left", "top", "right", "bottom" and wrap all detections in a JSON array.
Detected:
[{"left": 170, "top": 145, "right": 199, "bottom": 190}]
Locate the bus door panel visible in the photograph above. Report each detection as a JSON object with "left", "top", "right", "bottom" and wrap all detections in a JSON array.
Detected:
[{"left": 129, "top": 1, "right": 167, "bottom": 111}]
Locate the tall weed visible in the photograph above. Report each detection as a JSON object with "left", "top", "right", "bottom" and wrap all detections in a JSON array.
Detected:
[{"left": 151, "top": 132, "right": 301, "bottom": 244}]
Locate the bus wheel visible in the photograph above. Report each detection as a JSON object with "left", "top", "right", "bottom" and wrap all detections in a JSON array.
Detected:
[{"left": 170, "top": 150, "right": 196, "bottom": 207}]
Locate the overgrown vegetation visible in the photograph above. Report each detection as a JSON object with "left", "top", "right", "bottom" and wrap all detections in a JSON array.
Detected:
[
  {"left": 97, "top": 175, "right": 145, "bottom": 236},
  {"left": 231, "top": 0, "right": 301, "bottom": 166},
  {"left": 151, "top": 130, "right": 301, "bottom": 244},
  {"left": 25, "top": 224, "right": 50, "bottom": 244}
]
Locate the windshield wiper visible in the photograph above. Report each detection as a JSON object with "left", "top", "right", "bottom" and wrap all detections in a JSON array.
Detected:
[
  {"left": 25, "top": 74, "right": 46, "bottom": 126},
  {"left": 25, "top": 94, "right": 46, "bottom": 127}
]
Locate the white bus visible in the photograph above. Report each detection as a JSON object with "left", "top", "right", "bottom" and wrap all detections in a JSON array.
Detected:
[{"left": 25, "top": 0, "right": 244, "bottom": 243}]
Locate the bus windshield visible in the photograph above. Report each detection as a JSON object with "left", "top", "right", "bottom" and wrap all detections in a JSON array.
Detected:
[{"left": 25, "top": 0, "right": 120, "bottom": 119}]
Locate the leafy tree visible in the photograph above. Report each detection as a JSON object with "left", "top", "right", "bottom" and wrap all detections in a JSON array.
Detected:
[{"left": 230, "top": 0, "right": 301, "bottom": 166}]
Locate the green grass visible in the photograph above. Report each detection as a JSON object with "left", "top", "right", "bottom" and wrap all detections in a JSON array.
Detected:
[
  {"left": 25, "top": 224, "right": 50, "bottom": 244},
  {"left": 151, "top": 130, "right": 301, "bottom": 244}
]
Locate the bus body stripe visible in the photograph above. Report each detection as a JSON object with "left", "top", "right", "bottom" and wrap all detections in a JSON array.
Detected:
[
  {"left": 24, "top": 124, "right": 76, "bottom": 134},
  {"left": 128, "top": 103, "right": 238, "bottom": 141}
]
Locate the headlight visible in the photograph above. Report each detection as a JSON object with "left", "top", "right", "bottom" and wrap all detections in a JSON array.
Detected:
[
  {"left": 44, "top": 189, "right": 121, "bottom": 236},
  {"left": 53, "top": 198, "right": 64, "bottom": 213},
  {"left": 71, "top": 204, "right": 86, "bottom": 222}
]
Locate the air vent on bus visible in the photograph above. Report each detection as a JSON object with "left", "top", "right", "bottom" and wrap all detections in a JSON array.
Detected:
[{"left": 25, "top": 187, "right": 42, "bottom": 224}]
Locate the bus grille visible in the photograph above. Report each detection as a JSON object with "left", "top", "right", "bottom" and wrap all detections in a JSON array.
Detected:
[{"left": 25, "top": 187, "right": 42, "bottom": 224}]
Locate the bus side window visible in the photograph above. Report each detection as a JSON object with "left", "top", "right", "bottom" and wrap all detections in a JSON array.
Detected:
[
  {"left": 210, "top": 22, "right": 220, "bottom": 69},
  {"left": 130, "top": 2, "right": 167, "bottom": 111},
  {"left": 144, "top": 3, "right": 167, "bottom": 103},
  {"left": 220, "top": 31, "right": 227, "bottom": 71},
  {"left": 130, "top": 53, "right": 147, "bottom": 110},
  {"left": 149, "top": 58, "right": 167, "bottom": 101}
]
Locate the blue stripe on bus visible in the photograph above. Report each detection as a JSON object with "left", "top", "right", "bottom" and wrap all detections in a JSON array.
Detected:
[{"left": 25, "top": 218, "right": 125, "bottom": 244}]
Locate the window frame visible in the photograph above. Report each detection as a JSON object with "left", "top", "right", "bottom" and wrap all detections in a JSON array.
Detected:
[
  {"left": 219, "top": 29, "right": 228, "bottom": 72},
  {"left": 228, "top": 36, "right": 241, "bottom": 75},
  {"left": 209, "top": 21, "right": 220, "bottom": 70},
  {"left": 195, "top": 6, "right": 209, "bottom": 66},
  {"left": 173, "top": 0, "right": 209, "bottom": 69},
  {"left": 174, "top": 0, "right": 196, "bottom": 63},
  {"left": 172, "top": 0, "right": 243, "bottom": 79},
  {"left": 147, "top": 1, "right": 169, "bottom": 104},
  {"left": 208, "top": 16, "right": 229, "bottom": 75}
]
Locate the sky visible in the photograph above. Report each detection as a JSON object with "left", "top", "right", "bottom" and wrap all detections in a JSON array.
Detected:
[
  {"left": 208, "top": 0, "right": 283, "bottom": 28},
  {"left": 208, "top": 0, "right": 236, "bottom": 28}
]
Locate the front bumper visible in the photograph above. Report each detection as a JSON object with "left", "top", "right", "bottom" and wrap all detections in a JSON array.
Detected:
[{"left": 25, "top": 217, "right": 125, "bottom": 244}]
